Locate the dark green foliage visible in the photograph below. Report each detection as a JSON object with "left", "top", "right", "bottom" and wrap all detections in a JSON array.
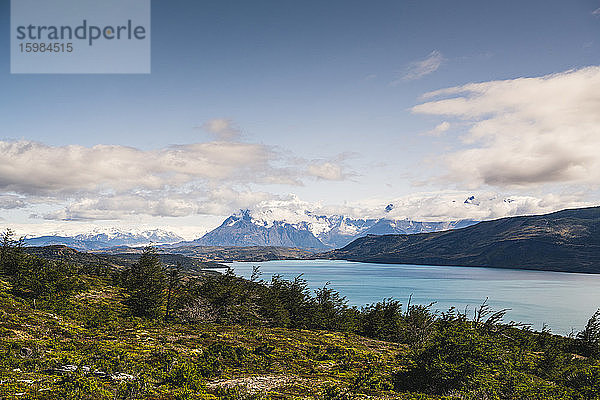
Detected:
[
  {"left": 1, "top": 229, "right": 80, "bottom": 302},
  {"left": 50, "top": 374, "right": 112, "bottom": 399},
  {"left": 393, "top": 320, "right": 503, "bottom": 394},
  {"left": 358, "top": 298, "right": 439, "bottom": 345},
  {"left": 178, "top": 267, "right": 265, "bottom": 325},
  {"left": 390, "top": 307, "right": 600, "bottom": 399},
  {"left": 177, "top": 269, "right": 360, "bottom": 331},
  {"left": 577, "top": 309, "right": 600, "bottom": 357},
  {"left": 162, "top": 360, "right": 206, "bottom": 391},
  {"left": 562, "top": 364, "right": 600, "bottom": 399},
  {"left": 359, "top": 299, "right": 404, "bottom": 342},
  {"left": 402, "top": 302, "right": 437, "bottom": 345},
  {"left": 0, "top": 229, "right": 24, "bottom": 276},
  {"left": 309, "top": 283, "right": 357, "bottom": 332},
  {"left": 165, "top": 263, "right": 182, "bottom": 322},
  {"left": 12, "top": 256, "right": 78, "bottom": 300},
  {"left": 260, "top": 274, "right": 311, "bottom": 328},
  {"left": 121, "top": 247, "right": 167, "bottom": 318}
]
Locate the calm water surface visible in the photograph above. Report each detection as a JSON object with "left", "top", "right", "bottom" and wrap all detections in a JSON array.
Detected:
[{"left": 227, "top": 259, "right": 600, "bottom": 335}]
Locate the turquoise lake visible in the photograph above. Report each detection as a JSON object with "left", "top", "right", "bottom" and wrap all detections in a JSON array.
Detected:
[{"left": 227, "top": 259, "right": 600, "bottom": 335}]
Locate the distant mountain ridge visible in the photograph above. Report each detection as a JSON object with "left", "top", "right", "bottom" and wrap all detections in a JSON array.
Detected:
[
  {"left": 24, "top": 229, "right": 184, "bottom": 251},
  {"left": 23, "top": 236, "right": 111, "bottom": 251},
  {"left": 188, "top": 209, "right": 477, "bottom": 249},
  {"left": 321, "top": 206, "right": 600, "bottom": 273},
  {"left": 74, "top": 228, "right": 183, "bottom": 247},
  {"left": 22, "top": 211, "right": 478, "bottom": 251}
]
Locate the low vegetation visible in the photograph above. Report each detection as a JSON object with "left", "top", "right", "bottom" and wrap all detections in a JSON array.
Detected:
[
  {"left": 323, "top": 206, "right": 600, "bottom": 273},
  {"left": 2, "top": 229, "right": 600, "bottom": 399}
]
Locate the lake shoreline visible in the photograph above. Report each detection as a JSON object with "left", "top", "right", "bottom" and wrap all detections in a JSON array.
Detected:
[
  {"left": 313, "top": 257, "right": 600, "bottom": 275},
  {"left": 227, "top": 259, "right": 600, "bottom": 335}
]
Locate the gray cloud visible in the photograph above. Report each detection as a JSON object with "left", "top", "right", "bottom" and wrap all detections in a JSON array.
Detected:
[
  {"left": 0, "top": 139, "right": 299, "bottom": 196},
  {"left": 0, "top": 195, "right": 28, "bottom": 210},
  {"left": 36, "top": 188, "right": 282, "bottom": 221}
]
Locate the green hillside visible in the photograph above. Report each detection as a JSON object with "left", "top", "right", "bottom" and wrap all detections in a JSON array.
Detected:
[
  {"left": 322, "top": 207, "right": 600, "bottom": 273},
  {"left": 3, "top": 229, "right": 600, "bottom": 399}
]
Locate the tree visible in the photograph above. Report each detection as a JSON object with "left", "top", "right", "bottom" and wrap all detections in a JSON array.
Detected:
[
  {"left": 309, "top": 283, "right": 357, "bottom": 332},
  {"left": 13, "top": 256, "right": 77, "bottom": 301},
  {"left": 359, "top": 299, "right": 404, "bottom": 342},
  {"left": 123, "top": 247, "right": 166, "bottom": 319},
  {"left": 0, "top": 228, "right": 24, "bottom": 276},
  {"left": 261, "top": 274, "right": 311, "bottom": 328},
  {"left": 164, "top": 262, "right": 181, "bottom": 321},
  {"left": 577, "top": 309, "right": 600, "bottom": 357}
]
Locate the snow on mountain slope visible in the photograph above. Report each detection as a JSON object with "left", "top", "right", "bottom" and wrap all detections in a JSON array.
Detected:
[
  {"left": 24, "top": 228, "right": 184, "bottom": 250},
  {"left": 192, "top": 208, "right": 478, "bottom": 249},
  {"left": 191, "top": 210, "right": 328, "bottom": 249},
  {"left": 74, "top": 228, "right": 183, "bottom": 246}
]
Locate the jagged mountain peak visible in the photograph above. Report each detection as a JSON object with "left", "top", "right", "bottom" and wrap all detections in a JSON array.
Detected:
[
  {"left": 75, "top": 228, "right": 183, "bottom": 243},
  {"left": 24, "top": 228, "right": 184, "bottom": 251},
  {"left": 192, "top": 208, "right": 478, "bottom": 250}
]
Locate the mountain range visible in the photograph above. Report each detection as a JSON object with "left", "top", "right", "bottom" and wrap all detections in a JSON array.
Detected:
[
  {"left": 22, "top": 211, "right": 477, "bottom": 251},
  {"left": 321, "top": 206, "right": 600, "bottom": 273},
  {"left": 19, "top": 206, "right": 600, "bottom": 274},
  {"left": 23, "top": 229, "right": 184, "bottom": 251},
  {"left": 181, "top": 209, "right": 477, "bottom": 250}
]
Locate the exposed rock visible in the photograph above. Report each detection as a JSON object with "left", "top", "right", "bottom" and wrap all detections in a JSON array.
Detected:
[
  {"left": 19, "top": 347, "right": 32, "bottom": 358},
  {"left": 110, "top": 372, "right": 135, "bottom": 381},
  {"left": 54, "top": 364, "right": 78, "bottom": 374},
  {"left": 208, "top": 375, "right": 294, "bottom": 393}
]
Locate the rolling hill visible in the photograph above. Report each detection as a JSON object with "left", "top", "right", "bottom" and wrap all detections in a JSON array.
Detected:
[{"left": 321, "top": 206, "right": 600, "bottom": 273}]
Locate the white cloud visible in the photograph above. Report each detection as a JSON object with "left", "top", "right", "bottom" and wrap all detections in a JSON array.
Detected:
[
  {"left": 32, "top": 188, "right": 267, "bottom": 222},
  {"left": 592, "top": 7, "right": 600, "bottom": 15},
  {"left": 200, "top": 118, "right": 241, "bottom": 141},
  {"left": 421, "top": 121, "right": 450, "bottom": 137},
  {"left": 378, "top": 191, "right": 591, "bottom": 222},
  {"left": 0, "top": 120, "right": 353, "bottom": 221},
  {"left": 0, "top": 139, "right": 299, "bottom": 196},
  {"left": 412, "top": 67, "right": 600, "bottom": 189},
  {"left": 307, "top": 161, "right": 346, "bottom": 181},
  {"left": 8, "top": 189, "right": 593, "bottom": 238},
  {"left": 213, "top": 191, "right": 593, "bottom": 224},
  {"left": 33, "top": 188, "right": 283, "bottom": 221},
  {"left": 394, "top": 50, "right": 445, "bottom": 83}
]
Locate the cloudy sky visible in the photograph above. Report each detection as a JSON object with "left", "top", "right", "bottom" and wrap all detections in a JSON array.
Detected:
[{"left": 1, "top": 0, "right": 599, "bottom": 239}]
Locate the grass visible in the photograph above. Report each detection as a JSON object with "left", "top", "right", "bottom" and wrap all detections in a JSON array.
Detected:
[{"left": 0, "top": 277, "right": 441, "bottom": 399}]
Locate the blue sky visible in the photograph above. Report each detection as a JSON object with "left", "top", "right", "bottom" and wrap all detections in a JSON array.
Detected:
[{"left": 1, "top": 0, "right": 599, "bottom": 238}]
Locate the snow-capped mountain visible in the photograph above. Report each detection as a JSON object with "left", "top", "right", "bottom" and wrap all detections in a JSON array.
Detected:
[
  {"left": 24, "top": 228, "right": 184, "bottom": 250},
  {"left": 191, "top": 209, "right": 478, "bottom": 250},
  {"left": 74, "top": 228, "right": 184, "bottom": 247},
  {"left": 190, "top": 210, "right": 328, "bottom": 249},
  {"left": 21, "top": 209, "right": 479, "bottom": 252}
]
